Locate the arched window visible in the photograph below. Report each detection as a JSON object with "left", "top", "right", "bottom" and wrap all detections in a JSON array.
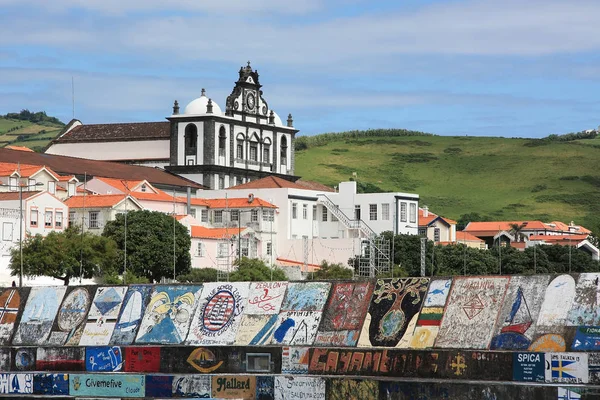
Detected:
[
  {"left": 218, "top": 126, "right": 227, "bottom": 157},
  {"left": 249, "top": 133, "right": 259, "bottom": 162},
  {"left": 236, "top": 133, "right": 245, "bottom": 160},
  {"left": 280, "top": 135, "right": 288, "bottom": 165},
  {"left": 263, "top": 137, "right": 272, "bottom": 164},
  {"left": 184, "top": 124, "right": 198, "bottom": 155}
]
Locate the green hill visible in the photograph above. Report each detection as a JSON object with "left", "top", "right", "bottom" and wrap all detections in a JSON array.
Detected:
[
  {"left": 0, "top": 110, "right": 65, "bottom": 151},
  {"left": 295, "top": 130, "right": 600, "bottom": 234}
]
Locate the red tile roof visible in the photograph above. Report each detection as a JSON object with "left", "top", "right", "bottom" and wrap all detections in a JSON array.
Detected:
[
  {"left": 54, "top": 121, "right": 170, "bottom": 143},
  {"left": 203, "top": 197, "right": 277, "bottom": 209},
  {"left": 5, "top": 146, "right": 34, "bottom": 152},
  {"left": 228, "top": 175, "right": 304, "bottom": 190},
  {"left": 295, "top": 180, "right": 335, "bottom": 192},
  {"left": 465, "top": 221, "right": 548, "bottom": 233},
  {"left": 529, "top": 234, "right": 589, "bottom": 242},
  {"left": 131, "top": 190, "right": 187, "bottom": 203},
  {"left": 0, "top": 162, "right": 59, "bottom": 180},
  {"left": 65, "top": 194, "right": 127, "bottom": 208},
  {"left": 191, "top": 226, "right": 245, "bottom": 239},
  {"left": 0, "top": 191, "right": 41, "bottom": 201},
  {"left": 0, "top": 148, "right": 203, "bottom": 189},
  {"left": 510, "top": 242, "right": 527, "bottom": 249},
  {"left": 57, "top": 175, "right": 77, "bottom": 182},
  {"left": 276, "top": 257, "right": 321, "bottom": 272},
  {"left": 418, "top": 208, "right": 456, "bottom": 227},
  {"left": 456, "top": 231, "right": 485, "bottom": 242},
  {"left": 96, "top": 177, "right": 145, "bottom": 193}
]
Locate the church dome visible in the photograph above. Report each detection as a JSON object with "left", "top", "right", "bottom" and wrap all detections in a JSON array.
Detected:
[
  {"left": 272, "top": 111, "right": 284, "bottom": 127},
  {"left": 184, "top": 89, "right": 222, "bottom": 116}
]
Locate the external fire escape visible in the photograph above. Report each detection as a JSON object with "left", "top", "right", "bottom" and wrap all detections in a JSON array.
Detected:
[{"left": 316, "top": 194, "right": 391, "bottom": 277}]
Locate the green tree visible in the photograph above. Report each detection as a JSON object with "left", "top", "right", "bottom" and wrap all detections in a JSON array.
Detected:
[
  {"left": 10, "top": 225, "right": 118, "bottom": 285},
  {"left": 177, "top": 268, "right": 219, "bottom": 283},
  {"left": 102, "top": 210, "right": 191, "bottom": 282},
  {"left": 229, "top": 258, "right": 287, "bottom": 281},
  {"left": 308, "top": 261, "right": 353, "bottom": 280},
  {"left": 508, "top": 222, "right": 527, "bottom": 242}
]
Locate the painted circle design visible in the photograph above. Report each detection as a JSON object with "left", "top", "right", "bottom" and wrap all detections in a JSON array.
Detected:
[
  {"left": 202, "top": 290, "right": 236, "bottom": 332},
  {"left": 57, "top": 288, "right": 90, "bottom": 331}
]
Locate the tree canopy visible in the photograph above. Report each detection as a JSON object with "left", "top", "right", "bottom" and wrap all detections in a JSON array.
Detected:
[
  {"left": 10, "top": 225, "right": 118, "bottom": 285},
  {"left": 308, "top": 261, "right": 354, "bottom": 280},
  {"left": 229, "top": 258, "right": 287, "bottom": 282},
  {"left": 102, "top": 210, "right": 191, "bottom": 283}
]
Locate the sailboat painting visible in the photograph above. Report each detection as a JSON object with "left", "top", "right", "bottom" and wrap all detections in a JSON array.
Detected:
[
  {"left": 12, "top": 287, "right": 66, "bottom": 345},
  {"left": 186, "top": 282, "right": 250, "bottom": 346},
  {"left": 79, "top": 286, "right": 128, "bottom": 346},
  {"left": 110, "top": 285, "right": 152, "bottom": 345},
  {"left": 489, "top": 275, "right": 550, "bottom": 350}
]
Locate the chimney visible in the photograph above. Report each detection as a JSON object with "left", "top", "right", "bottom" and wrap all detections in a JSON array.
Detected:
[{"left": 423, "top": 206, "right": 429, "bottom": 217}]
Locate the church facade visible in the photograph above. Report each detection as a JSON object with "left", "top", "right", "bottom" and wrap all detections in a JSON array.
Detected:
[{"left": 45, "top": 63, "right": 299, "bottom": 189}]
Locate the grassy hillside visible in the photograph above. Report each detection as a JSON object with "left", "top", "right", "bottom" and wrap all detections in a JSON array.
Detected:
[
  {"left": 295, "top": 132, "right": 600, "bottom": 234},
  {"left": 0, "top": 111, "right": 64, "bottom": 151}
]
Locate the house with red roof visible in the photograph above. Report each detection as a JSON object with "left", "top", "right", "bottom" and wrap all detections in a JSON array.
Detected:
[
  {"left": 65, "top": 194, "right": 142, "bottom": 232},
  {"left": 190, "top": 226, "right": 259, "bottom": 271},
  {"left": 418, "top": 206, "right": 457, "bottom": 244}
]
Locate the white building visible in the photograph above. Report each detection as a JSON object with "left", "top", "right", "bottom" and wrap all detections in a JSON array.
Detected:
[
  {"left": 64, "top": 194, "right": 143, "bottom": 233},
  {"left": 0, "top": 191, "right": 69, "bottom": 286}
]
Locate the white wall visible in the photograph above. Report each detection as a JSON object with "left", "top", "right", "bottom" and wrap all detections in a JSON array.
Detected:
[{"left": 46, "top": 140, "right": 170, "bottom": 162}]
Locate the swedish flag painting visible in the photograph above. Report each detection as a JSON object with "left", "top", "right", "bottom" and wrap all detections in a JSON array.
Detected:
[{"left": 545, "top": 353, "right": 588, "bottom": 384}]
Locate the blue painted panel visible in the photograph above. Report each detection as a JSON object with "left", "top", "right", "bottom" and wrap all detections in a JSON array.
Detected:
[
  {"left": 85, "top": 346, "right": 123, "bottom": 372},
  {"left": 513, "top": 352, "right": 545, "bottom": 382},
  {"left": 572, "top": 326, "right": 600, "bottom": 351},
  {"left": 33, "top": 373, "right": 69, "bottom": 395},
  {"left": 69, "top": 373, "right": 145, "bottom": 397},
  {"left": 110, "top": 285, "right": 152, "bottom": 345}
]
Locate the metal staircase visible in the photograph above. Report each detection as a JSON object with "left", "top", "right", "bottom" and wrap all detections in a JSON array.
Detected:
[{"left": 317, "top": 194, "right": 391, "bottom": 277}]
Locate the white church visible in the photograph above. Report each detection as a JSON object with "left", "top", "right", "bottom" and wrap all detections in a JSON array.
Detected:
[{"left": 45, "top": 62, "right": 298, "bottom": 190}]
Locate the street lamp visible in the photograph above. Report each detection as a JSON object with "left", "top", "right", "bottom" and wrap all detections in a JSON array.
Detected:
[{"left": 0, "top": 181, "right": 44, "bottom": 287}]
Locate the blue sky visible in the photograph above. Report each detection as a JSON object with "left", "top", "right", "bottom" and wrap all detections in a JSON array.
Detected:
[{"left": 1, "top": 0, "right": 599, "bottom": 137}]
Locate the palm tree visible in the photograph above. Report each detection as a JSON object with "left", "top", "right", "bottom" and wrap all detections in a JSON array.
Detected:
[{"left": 508, "top": 223, "right": 527, "bottom": 243}]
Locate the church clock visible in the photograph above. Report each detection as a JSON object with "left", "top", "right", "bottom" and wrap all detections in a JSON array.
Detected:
[{"left": 246, "top": 92, "right": 256, "bottom": 111}]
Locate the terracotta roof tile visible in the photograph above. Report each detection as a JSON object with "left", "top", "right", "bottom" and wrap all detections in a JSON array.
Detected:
[
  {"left": 456, "top": 231, "right": 485, "bottom": 242},
  {"left": 58, "top": 175, "right": 77, "bottom": 182},
  {"left": 0, "top": 191, "right": 41, "bottom": 201},
  {"left": 529, "top": 234, "right": 589, "bottom": 242},
  {"left": 65, "top": 194, "right": 127, "bottom": 208},
  {"left": 276, "top": 257, "right": 321, "bottom": 272},
  {"left": 465, "top": 221, "right": 547, "bottom": 233},
  {"left": 191, "top": 226, "right": 245, "bottom": 239},
  {"left": 54, "top": 121, "right": 170, "bottom": 143},
  {"left": 96, "top": 177, "right": 145, "bottom": 193},
  {"left": 5, "top": 146, "right": 34, "bottom": 152},
  {"left": 418, "top": 208, "right": 456, "bottom": 227},
  {"left": 131, "top": 190, "right": 187, "bottom": 203},
  {"left": 0, "top": 148, "right": 203, "bottom": 189},
  {"left": 228, "top": 175, "right": 304, "bottom": 190}
]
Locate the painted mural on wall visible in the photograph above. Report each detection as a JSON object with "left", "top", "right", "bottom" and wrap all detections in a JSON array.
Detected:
[
  {"left": 186, "top": 282, "right": 249, "bottom": 345},
  {"left": 282, "top": 346, "right": 310, "bottom": 374},
  {"left": 545, "top": 352, "right": 588, "bottom": 384},
  {"left": 327, "top": 379, "right": 379, "bottom": 400},
  {"left": 410, "top": 278, "right": 451, "bottom": 349},
  {"left": 0, "top": 348, "right": 9, "bottom": 371},
  {"left": 274, "top": 376, "right": 325, "bottom": 400},
  {"left": 85, "top": 346, "right": 123, "bottom": 372},
  {"left": 489, "top": 275, "right": 550, "bottom": 350},
  {"left": 0, "top": 373, "right": 33, "bottom": 394},
  {"left": 33, "top": 373, "right": 69, "bottom": 395},
  {"left": 47, "top": 286, "right": 93, "bottom": 345},
  {"left": 529, "top": 274, "right": 576, "bottom": 352},
  {"left": 435, "top": 276, "right": 510, "bottom": 349},
  {"left": 110, "top": 285, "right": 152, "bottom": 345},
  {"left": 0, "top": 288, "right": 25, "bottom": 345},
  {"left": 37, "top": 347, "right": 85, "bottom": 371},
  {"left": 124, "top": 346, "right": 161, "bottom": 373},
  {"left": 357, "top": 278, "right": 429, "bottom": 348},
  {"left": 235, "top": 314, "right": 279, "bottom": 345},
  {"left": 79, "top": 286, "right": 127, "bottom": 345},
  {"left": 135, "top": 285, "right": 202, "bottom": 344},
  {"left": 212, "top": 375, "right": 256, "bottom": 399},
  {"left": 13, "top": 286, "right": 67, "bottom": 345},
  {"left": 69, "top": 373, "right": 145, "bottom": 397},
  {"left": 270, "top": 282, "right": 331, "bottom": 346},
  {"left": 12, "top": 347, "right": 36, "bottom": 371},
  {"left": 567, "top": 273, "right": 600, "bottom": 326},
  {"left": 172, "top": 375, "right": 211, "bottom": 398},
  {"left": 315, "top": 282, "right": 374, "bottom": 347}
]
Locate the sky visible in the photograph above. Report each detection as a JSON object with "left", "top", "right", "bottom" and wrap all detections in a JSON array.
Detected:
[{"left": 1, "top": 0, "right": 599, "bottom": 138}]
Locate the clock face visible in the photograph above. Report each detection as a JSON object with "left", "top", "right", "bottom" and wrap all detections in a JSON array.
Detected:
[{"left": 246, "top": 93, "right": 255, "bottom": 110}]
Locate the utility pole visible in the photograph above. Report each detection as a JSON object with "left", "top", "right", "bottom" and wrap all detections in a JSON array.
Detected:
[{"left": 18, "top": 183, "right": 23, "bottom": 287}]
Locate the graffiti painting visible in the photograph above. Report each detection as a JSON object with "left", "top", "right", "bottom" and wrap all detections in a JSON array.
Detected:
[
  {"left": 85, "top": 346, "right": 123, "bottom": 372},
  {"left": 0, "top": 373, "right": 33, "bottom": 394},
  {"left": 489, "top": 275, "right": 550, "bottom": 350},
  {"left": 357, "top": 278, "right": 429, "bottom": 348},
  {"left": 33, "top": 373, "right": 69, "bottom": 395},
  {"left": 37, "top": 347, "right": 85, "bottom": 371},
  {"left": 12, "top": 287, "right": 66, "bottom": 345},
  {"left": 246, "top": 281, "right": 288, "bottom": 314},
  {"left": 536, "top": 275, "right": 576, "bottom": 327},
  {"left": 235, "top": 314, "right": 279, "bottom": 345},
  {"left": 0, "top": 288, "right": 25, "bottom": 345},
  {"left": 410, "top": 278, "right": 451, "bottom": 349},
  {"left": 314, "top": 282, "right": 373, "bottom": 347},
  {"left": 79, "top": 286, "right": 127, "bottom": 345},
  {"left": 271, "top": 311, "right": 323, "bottom": 346},
  {"left": 282, "top": 346, "right": 310, "bottom": 374},
  {"left": 47, "top": 286, "right": 93, "bottom": 345},
  {"left": 172, "top": 375, "right": 211, "bottom": 398},
  {"left": 435, "top": 276, "right": 510, "bottom": 349},
  {"left": 274, "top": 376, "right": 325, "bottom": 400},
  {"left": 136, "top": 285, "right": 202, "bottom": 344},
  {"left": 0, "top": 348, "right": 9, "bottom": 371},
  {"left": 12, "top": 348, "right": 36, "bottom": 371},
  {"left": 256, "top": 376, "right": 274, "bottom": 400},
  {"left": 567, "top": 273, "right": 600, "bottom": 326},
  {"left": 327, "top": 379, "right": 379, "bottom": 400},
  {"left": 109, "top": 285, "right": 152, "bottom": 345},
  {"left": 280, "top": 282, "right": 331, "bottom": 311},
  {"left": 186, "top": 282, "right": 249, "bottom": 345}
]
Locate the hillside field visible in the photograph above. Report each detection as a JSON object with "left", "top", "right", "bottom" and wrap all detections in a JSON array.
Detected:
[
  {"left": 295, "top": 134, "right": 600, "bottom": 233},
  {"left": 0, "top": 117, "right": 63, "bottom": 151}
]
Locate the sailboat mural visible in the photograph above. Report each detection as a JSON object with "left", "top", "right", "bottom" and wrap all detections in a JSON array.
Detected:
[
  {"left": 110, "top": 285, "right": 152, "bottom": 345},
  {"left": 13, "top": 287, "right": 67, "bottom": 345},
  {"left": 489, "top": 275, "right": 550, "bottom": 350}
]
